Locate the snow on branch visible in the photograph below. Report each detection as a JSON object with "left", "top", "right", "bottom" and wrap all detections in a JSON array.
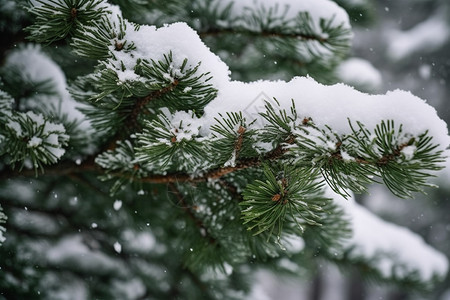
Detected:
[
  {"left": 202, "top": 78, "right": 450, "bottom": 152},
  {"left": 213, "top": 0, "right": 351, "bottom": 32},
  {"left": 194, "top": 0, "right": 353, "bottom": 77},
  {"left": 2, "top": 45, "right": 87, "bottom": 126},
  {"left": 4, "top": 111, "right": 69, "bottom": 170},
  {"left": 332, "top": 190, "right": 449, "bottom": 283},
  {"left": 0, "top": 45, "right": 95, "bottom": 161}
]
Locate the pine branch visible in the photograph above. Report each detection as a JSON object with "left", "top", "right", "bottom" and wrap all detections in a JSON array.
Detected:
[
  {"left": 0, "top": 119, "right": 293, "bottom": 195},
  {"left": 124, "top": 80, "right": 180, "bottom": 132},
  {"left": 25, "top": 0, "right": 108, "bottom": 44},
  {"left": 133, "top": 136, "right": 293, "bottom": 184},
  {"left": 240, "top": 163, "right": 328, "bottom": 238},
  {"left": 200, "top": 27, "right": 329, "bottom": 42}
]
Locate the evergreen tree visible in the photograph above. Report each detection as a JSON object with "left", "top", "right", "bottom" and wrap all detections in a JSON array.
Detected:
[{"left": 0, "top": 1, "right": 448, "bottom": 299}]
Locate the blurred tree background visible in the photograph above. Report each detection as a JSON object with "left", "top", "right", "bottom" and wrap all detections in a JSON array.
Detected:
[
  {"left": 260, "top": 0, "right": 450, "bottom": 299},
  {"left": 350, "top": 0, "right": 450, "bottom": 299}
]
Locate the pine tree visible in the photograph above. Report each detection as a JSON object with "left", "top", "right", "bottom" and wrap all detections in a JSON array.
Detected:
[{"left": 0, "top": 1, "right": 449, "bottom": 299}]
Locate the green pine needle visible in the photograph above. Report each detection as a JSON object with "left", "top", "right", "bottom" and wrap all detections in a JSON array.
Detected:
[
  {"left": 240, "top": 163, "right": 330, "bottom": 240},
  {"left": 25, "top": 0, "right": 108, "bottom": 44}
]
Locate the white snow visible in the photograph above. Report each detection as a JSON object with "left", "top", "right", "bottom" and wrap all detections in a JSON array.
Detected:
[
  {"left": 47, "top": 235, "right": 126, "bottom": 275},
  {"left": 27, "top": 136, "right": 43, "bottom": 148},
  {"left": 6, "top": 120, "right": 22, "bottom": 137},
  {"left": 113, "top": 241, "right": 122, "bottom": 253},
  {"left": 400, "top": 145, "right": 416, "bottom": 160},
  {"left": 169, "top": 110, "right": 202, "bottom": 142},
  {"left": 1, "top": 180, "right": 38, "bottom": 203},
  {"left": 277, "top": 258, "right": 301, "bottom": 273},
  {"left": 199, "top": 262, "right": 234, "bottom": 282},
  {"left": 11, "top": 209, "right": 60, "bottom": 235},
  {"left": 249, "top": 269, "right": 309, "bottom": 300},
  {"left": 121, "top": 229, "right": 156, "bottom": 253},
  {"left": 26, "top": 111, "right": 45, "bottom": 127},
  {"left": 337, "top": 57, "right": 382, "bottom": 91},
  {"left": 319, "top": 264, "right": 347, "bottom": 300},
  {"left": 223, "top": 262, "right": 233, "bottom": 275},
  {"left": 248, "top": 275, "right": 273, "bottom": 300},
  {"left": 52, "top": 283, "right": 87, "bottom": 300},
  {"left": 224, "top": 150, "right": 237, "bottom": 167},
  {"left": 387, "top": 13, "right": 450, "bottom": 60},
  {"left": 113, "top": 200, "right": 122, "bottom": 211},
  {"left": 282, "top": 233, "right": 305, "bottom": 254},
  {"left": 5, "top": 45, "right": 67, "bottom": 97},
  {"left": 331, "top": 190, "right": 449, "bottom": 282},
  {"left": 111, "top": 278, "right": 146, "bottom": 300},
  {"left": 340, "top": 150, "right": 354, "bottom": 162},
  {"left": 42, "top": 273, "right": 88, "bottom": 300},
  {"left": 418, "top": 64, "right": 432, "bottom": 80},
  {"left": 46, "top": 146, "right": 66, "bottom": 161}
]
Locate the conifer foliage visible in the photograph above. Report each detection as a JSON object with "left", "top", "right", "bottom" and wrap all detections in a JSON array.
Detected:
[{"left": 0, "top": 0, "right": 449, "bottom": 299}]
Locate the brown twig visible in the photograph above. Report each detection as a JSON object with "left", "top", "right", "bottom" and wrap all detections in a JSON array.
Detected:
[
  {"left": 0, "top": 128, "right": 294, "bottom": 184},
  {"left": 234, "top": 126, "right": 246, "bottom": 159},
  {"left": 329, "top": 139, "right": 410, "bottom": 167},
  {"left": 133, "top": 137, "right": 294, "bottom": 184},
  {"left": 376, "top": 142, "right": 410, "bottom": 167}
]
